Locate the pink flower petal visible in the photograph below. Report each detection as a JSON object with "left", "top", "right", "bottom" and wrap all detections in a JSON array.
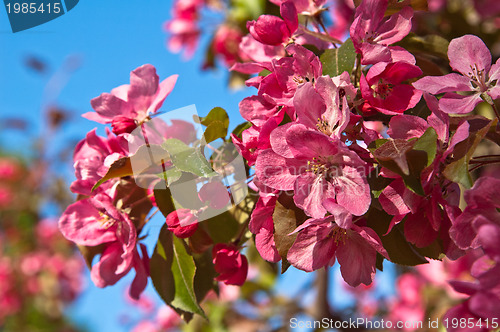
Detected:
[{"left": 448, "top": 34, "right": 492, "bottom": 75}]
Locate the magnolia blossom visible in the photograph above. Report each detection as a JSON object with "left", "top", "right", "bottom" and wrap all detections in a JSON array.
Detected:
[{"left": 413, "top": 35, "right": 500, "bottom": 114}]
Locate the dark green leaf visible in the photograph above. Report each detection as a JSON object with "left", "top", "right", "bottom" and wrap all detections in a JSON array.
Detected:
[
  {"left": 373, "top": 139, "right": 415, "bottom": 175},
  {"left": 396, "top": 33, "right": 449, "bottom": 59},
  {"left": 204, "top": 210, "right": 240, "bottom": 243},
  {"left": 153, "top": 183, "right": 176, "bottom": 218},
  {"left": 192, "top": 250, "right": 217, "bottom": 303},
  {"left": 320, "top": 38, "right": 356, "bottom": 77},
  {"left": 162, "top": 138, "right": 216, "bottom": 177},
  {"left": 150, "top": 226, "right": 194, "bottom": 322},
  {"left": 366, "top": 208, "right": 428, "bottom": 266},
  {"left": 92, "top": 157, "right": 133, "bottom": 191}
]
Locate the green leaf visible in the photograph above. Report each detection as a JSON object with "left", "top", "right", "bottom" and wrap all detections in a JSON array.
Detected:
[
  {"left": 370, "top": 138, "right": 429, "bottom": 196},
  {"left": 153, "top": 183, "right": 176, "bottom": 218},
  {"left": 192, "top": 250, "right": 217, "bottom": 303},
  {"left": 320, "top": 38, "right": 356, "bottom": 77},
  {"left": 170, "top": 236, "right": 207, "bottom": 318},
  {"left": 412, "top": 128, "right": 438, "bottom": 167},
  {"left": 204, "top": 210, "right": 240, "bottom": 243},
  {"left": 150, "top": 226, "right": 193, "bottom": 322},
  {"left": 231, "top": 121, "right": 251, "bottom": 139},
  {"left": 196, "top": 107, "right": 229, "bottom": 128},
  {"left": 157, "top": 166, "right": 182, "bottom": 186},
  {"left": 396, "top": 33, "right": 448, "bottom": 59},
  {"left": 92, "top": 144, "right": 170, "bottom": 191},
  {"left": 150, "top": 226, "right": 207, "bottom": 321},
  {"left": 203, "top": 120, "right": 228, "bottom": 143},
  {"left": 92, "top": 157, "right": 133, "bottom": 191},
  {"left": 373, "top": 139, "right": 415, "bottom": 176},
  {"left": 162, "top": 138, "right": 216, "bottom": 177},
  {"left": 366, "top": 208, "right": 428, "bottom": 266},
  {"left": 272, "top": 194, "right": 308, "bottom": 273},
  {"left": 444, "top": 119, "right": 494, "bottom": 188}
]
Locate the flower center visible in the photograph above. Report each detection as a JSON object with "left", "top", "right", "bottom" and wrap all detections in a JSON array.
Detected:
[
  {"left": 293, "top": 76, "right": 311, "bottom": 85},
  {"left": 372, "top": 79, "right": 393, "bottom": 99},
  {"left": 329, "top": 225, "right": 347, "bottom": 245},
  {"left": 98, "top": 212, "right": 116, "bottom": 229},
  {"left": 468, "top": 64, "right": 488, "bottom": 92},
  {"left": 316, "top": 118, "right": 333, "bottom": 136},
  {"left": 306, "top": 157, "right": 342, "bottom": 181}
]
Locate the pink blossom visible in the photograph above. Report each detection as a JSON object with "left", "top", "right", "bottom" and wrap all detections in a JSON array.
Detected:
[
  {"left": 0, "top": 158, "right": 21, "bottom": 180},
  {"left": 231, "top": 118, "right": 279, "bottom": 166},
  {"left": 198, "top": 181, "right": 230, "bottom": 209},
  {"left": 164, "top": 0, "right": 204, "bottom": 58},
  {"left": 234, "top": 35, "right": 286, "bottom": 69},
  {"left": 0, "top": 186, "right": 13, "bottom": 209},
  {"left": 58, "top": 193, "right": 148, "bottom": 299},
  {"left": 249, "top": 195, "right": 281, "bottom": 263},
  {"left": 350, "top": 0, "right": 414, "bottom": 65},
  {"left": 247, "top": 1, "right": 298, "bottom": 46},
  {"left": 83, "top": 64, "right": 178, "bottom": 129},
  {"left": 360, "top": 61, "right": 422, "bottom": 114},
  {"left": 328, "top": 0, "right": 355, "bottom": 40},
  {"left": 212, "top": 244, "right": 248, "bottom": 286},
  {"left": 473, "top": 0, "right": 500, "bottom": 19},
  {"left": 295, "top": 74, "right": 353, "bottom": 138},
  {"left": 165, "top": 209, "right": 198, "bottom": 238},
  {"left": 387, "top": 273, "right": 425, "bottom": 331},
  {"left": 256, "top": 123, "right": 370, "bottom": 218},
  {"left": 239, "top": 44, "right": 322, "bottom": 118},
  {"left": 270, "top": 0, "right": 326, "bottom": 16},
  {"left": 71, "top": 128, "right": 128, "bottom": 196},
  {"left": 450, "top": 177, "right": 500, "bottom": 251},
  {"left": 287, "top": 210, "right": 387, "bottom": 286},
  {"left": 131, "top": 321, "right": 159, "bottom": 332},
  {"left": 413, "top": 35, "right": 500, "bottom": 114},
  {"left": 156, "top": 306, "right": 180, "bottom": 330},
  {"left": 212, "top": 25, "right": 243, "bottom": 66}
]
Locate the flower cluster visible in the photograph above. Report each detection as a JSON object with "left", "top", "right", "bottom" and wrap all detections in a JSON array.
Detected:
[
  {"left": 60, "top": 0, "right": 500, "bottom": 326},
  {"left": 229, "top": 0, "right": 500, "bottom": 300},
  {"left": 0, "top": 157, "right": 84, "bottom": 330},
  {"left": 59, "top": 63, "right": 250, "bottom": 303}
]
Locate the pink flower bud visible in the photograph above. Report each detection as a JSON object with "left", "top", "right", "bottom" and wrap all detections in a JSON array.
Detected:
[
  {"left": 111, "top": 116, "right": 137, "bottom": 135},
  {"left": 165, "top": 209, "right": 198, "bottom": 238},
  {"left": 212, "top": 244, "right": 248, "bottom": 286}
]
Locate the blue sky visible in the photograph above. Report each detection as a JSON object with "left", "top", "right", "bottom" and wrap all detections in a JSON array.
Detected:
[{"left": 0, "top": 2, "right": 396, "bottom": 331}]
